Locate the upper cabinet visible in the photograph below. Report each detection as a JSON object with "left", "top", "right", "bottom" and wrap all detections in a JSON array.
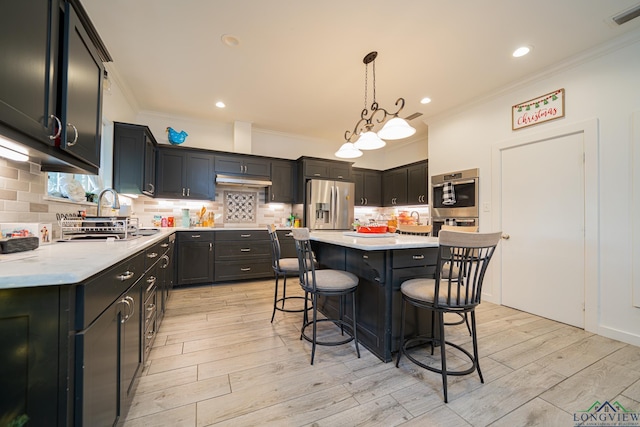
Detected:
[
  {"left": 382, "top": 160, "right": 428, "bottom": 206},
  {"left": 113, "top": 122, "right": 157, "bottom": 196},
  {"left": 215, "top": 154, "right": 271, "bottom": 177},
  {"left": 353, "top": 168, "right": 382, "bottom": 207},
  {"left": 406, "top": 161, "right": 428, "bottom": 205},
  {"left": 0, "top": 0, "right": 107, "bottom": 174},
  {"left": 300, "top": 157, "right": 353, "bottom": 180},
  {"left": 269, "top": 159, "right": 296, "bottom": 203},
  {"left": 156, "top": 146, "right": 215, "bottom": 200}
]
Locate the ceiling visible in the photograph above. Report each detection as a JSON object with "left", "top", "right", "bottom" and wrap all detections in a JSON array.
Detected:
[{"left": 81, "top": 0, "right": 640, "bottom": 148}]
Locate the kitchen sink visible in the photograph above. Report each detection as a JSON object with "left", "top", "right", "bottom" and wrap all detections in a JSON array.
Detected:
[{"left": 134, "top": 228, "right": 160, "bottom": 236}]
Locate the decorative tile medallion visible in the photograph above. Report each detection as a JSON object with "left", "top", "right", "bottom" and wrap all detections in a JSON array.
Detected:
[{"left": 224, "top": 191, "right": 257, "bottom": 223}]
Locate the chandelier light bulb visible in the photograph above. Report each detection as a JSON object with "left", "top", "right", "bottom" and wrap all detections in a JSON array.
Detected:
[
  {"left": 377, "top": 117, "right": 416, "bottom": 140},
  {"left": 354, "top": 131, "right": 386, "bottom": 150},
  {"left": 335, "top": 142, "right": 363, "bottom": 158}
]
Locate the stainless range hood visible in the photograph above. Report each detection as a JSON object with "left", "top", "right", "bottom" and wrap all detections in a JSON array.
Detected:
[{"left": 215, "top": 174, "right": 272, "bottom": 187}]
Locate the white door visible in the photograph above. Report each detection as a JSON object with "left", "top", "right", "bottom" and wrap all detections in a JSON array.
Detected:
[{"left": 501, "top": 132, "right": 585, "bottom": 327}]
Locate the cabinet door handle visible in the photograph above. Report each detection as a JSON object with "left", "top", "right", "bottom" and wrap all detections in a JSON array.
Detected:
[
  {"left": 120, "top": 298, "right": 131, "bottom": 323},
  {"left": 49, "top": 114, "right": 62, "bottom": 140},
  {"left": 240, "top": 234, "right": 251, "bottom": 238},
  {"left": 147, "top": 252, "right": 158, "bottom": 259},
  {"left": 182, "top": 188, "right": 186, "bottom": 196},
  {"left": 191, "top": 234, "right": 201, "bottom": 238},
  {"left": 147, "top": 183, "right": 155, "bottom": 194},
  {"left": 240, "top": 248, "right": 251, "bottom": 252},
  {"left": 363, "top": 255, "right": 369, "bottom": 259},
  {"left": 186, "top": 188, "right": 190, "bottom": 197},
  {"left": 285, "top": 232, "right": 293, "bottom": 237},
  {"left": 210, "top": 242, "right": 213, "bottom": 251},
  {"left": 160, "top": 243, "right": 169, "bottom": 248},
  {"left": 66, "top": 123, "right": 79, "bottom": 146},
  {"left": 337, "top": 175, "right": 343, "bottom": 179},
  {"left": 125, "top": 296, "right": 135, "bottom": 318},
  {"left": 364, "top": 198, "right": 368, "bottom": 205},
  {"left": 240, "top": 267, "right": 251, "bottom": 272},
  {"left": 313, "top": 173, "right": 321, "bottom": 176},
  {"left": 412, "top": 255, "right": 425, "bottom": 260},
  {"left": 118, "top": 271, "right": 135, "bottom": 281}
]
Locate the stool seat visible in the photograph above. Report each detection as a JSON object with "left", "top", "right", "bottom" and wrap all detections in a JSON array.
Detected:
[{"left": 300, "top": 270, "right": 358, "bottom": 293}]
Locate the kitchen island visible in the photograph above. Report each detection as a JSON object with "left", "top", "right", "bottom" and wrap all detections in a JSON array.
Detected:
[{"left": 308, "top": 231, "right": 439, "bottom": 362}]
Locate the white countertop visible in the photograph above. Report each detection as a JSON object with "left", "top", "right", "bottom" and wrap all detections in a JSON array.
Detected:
[
  {"left": 0, "top": 230, "right": 176, "bottom": 289},
  {"left": 309, "top": 231, "right": 439, "bottom": 251}
]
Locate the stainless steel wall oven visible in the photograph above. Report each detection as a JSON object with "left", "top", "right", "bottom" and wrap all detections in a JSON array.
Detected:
[{"left": 431, "top": 168, "right": 479, "bottom": 236}]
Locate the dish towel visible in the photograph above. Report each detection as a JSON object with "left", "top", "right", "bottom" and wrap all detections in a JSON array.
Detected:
[{"left": 442, "top": 182, "right": 456, "bottom": 205}]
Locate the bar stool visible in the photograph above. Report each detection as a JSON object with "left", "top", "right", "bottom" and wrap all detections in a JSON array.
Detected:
[
  {"left": 267, "top": 224, "right": 309, "bottom": 322},
  {"left": 396, "top": 230, "right": 502, "bottom": 402},
  {"left": 292, "top": 228, "right": 360, "bottom": 365}
]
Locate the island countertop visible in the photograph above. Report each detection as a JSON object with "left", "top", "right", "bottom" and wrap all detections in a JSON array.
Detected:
[{"left": 309, "top": 231, "right": 438, "bottom": 251}]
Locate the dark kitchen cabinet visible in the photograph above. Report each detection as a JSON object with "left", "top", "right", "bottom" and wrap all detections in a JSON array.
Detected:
[
  {"left": 177, "top": 231, "right": 214, "bottom": 285},
  {"left": 269, "top": 159, "right": 296, "bottom": 203},
  {"left": 215, "top": 153, "right": 271, "bottom": 177},
  {"left": 214, "top": 230, "right": 272, "bottom": 281},
  {"left": 299, "top": 157, "right": 353, "bottom": 180},
  {"left": 406, "top": 161, "right": 428, "bottom": 205},
  {"left": 113, "top": 122, "right": 157, "bottom": 196},
  {"left": 276, "top": 229, "right": 296, "bottom": 258},
  {"left": 0, "top": 286, "right": 65, "bottom": 427},
  {"left": 58, "top": 2, "right": 104, "bottom": 168},
  {"left": 156, "top": 146, "right": 215, "bottom": 200},
  {"left": 353, "top": 168, "right": 382, "bottom": 206},
  {"left": 75, "top": 252, "right": 144, "bottom": 426},
  {"left": 382, "top": 167, "right": 408, "bottom": 206},
  {"left": 0, "top": 0, "right": 107, "bottom": 174}
]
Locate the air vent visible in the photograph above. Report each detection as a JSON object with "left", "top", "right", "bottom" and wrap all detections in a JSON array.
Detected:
[
  {"left": 612, "top": 4, "right": 640, "bottom": 25},
  {"left": 404, "top": 112, "right": 423, "bottom": 121}
]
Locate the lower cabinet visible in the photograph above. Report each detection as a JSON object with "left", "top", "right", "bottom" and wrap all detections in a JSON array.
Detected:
[
  {"left": 276, "top": 229, "right": 297, "bottom": 258},
  {"left": 311, "top": 242, "right": 438, "bottom": 362},
  {"left": 74, "top": 251, "right": 144, "bottom": 426},
  {"left": 214, "top": 230, "right": 272, "bottom": 281},
  {"left": 176, "top": 231, "right": 214, "bottom": 285},
  {"left": 0, "top": 286, "right": 65, "bottom": 427}
]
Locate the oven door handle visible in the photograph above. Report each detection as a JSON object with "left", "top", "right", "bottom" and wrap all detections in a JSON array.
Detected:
[{"left": 432, "top": 179, "right": 477, "bottom": 187}]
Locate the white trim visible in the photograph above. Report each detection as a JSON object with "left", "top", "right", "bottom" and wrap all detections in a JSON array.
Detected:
[
  {"left": 490, "top": 118, "right": 599, "bottom": 333},
  {"left": 633, "top": 111, "right": 640, "bottom": 308}
]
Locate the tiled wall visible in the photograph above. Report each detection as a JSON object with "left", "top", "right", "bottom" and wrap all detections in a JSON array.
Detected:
[{"left": 0, "top": 157, "right": 429, "bottom": 237}]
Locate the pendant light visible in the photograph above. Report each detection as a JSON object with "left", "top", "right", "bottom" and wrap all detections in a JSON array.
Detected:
[{"left": 336, "top": 51, "right": 415, "bottom": 158}]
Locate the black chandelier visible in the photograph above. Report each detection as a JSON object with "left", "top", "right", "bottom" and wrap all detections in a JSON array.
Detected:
[{"left": 335, "top": 51, "right": 415, "bottom": 158}]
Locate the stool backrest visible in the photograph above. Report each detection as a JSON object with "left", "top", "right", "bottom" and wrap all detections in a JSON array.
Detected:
[
  {"left": 267, "top": 224, "right": 282, "bottom": 272},
  {"left": 441, "top": 224, "right": 478, "bottom": 233},
  {"left": 436, "top": 230, "right": 502, "bottom": 308},
  {"left": 291, "top": 228, "right": 318, "bottom": 291}
]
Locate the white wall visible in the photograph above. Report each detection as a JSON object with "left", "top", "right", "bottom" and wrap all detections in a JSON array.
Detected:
[{"left": 427, "top": 30, "right": 640, "bottom": 346}]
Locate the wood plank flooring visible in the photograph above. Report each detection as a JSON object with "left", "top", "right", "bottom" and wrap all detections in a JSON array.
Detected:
[{"left": 120, "top": 280, "right": 640, "bottom": 427}]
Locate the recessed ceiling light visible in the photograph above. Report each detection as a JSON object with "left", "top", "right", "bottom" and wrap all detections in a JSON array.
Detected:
[
  {"left": 221, "top": 34, "right": 240, "bottom": 47},
  {"left": 512, "top": 46, "right": 531, "bottom": 58},
  {"left": 215, "top": 101, "right": 226, "bottom": 108},
  {"left": 420, "top": 97, "right": 432, "bottom": 104}
]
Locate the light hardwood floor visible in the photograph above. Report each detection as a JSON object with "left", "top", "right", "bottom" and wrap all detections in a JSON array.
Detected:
[{"left": 120, "top": 280, "right": 640, "bottom": 427}]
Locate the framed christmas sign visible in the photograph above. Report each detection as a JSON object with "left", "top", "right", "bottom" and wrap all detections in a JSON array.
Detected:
[{"left": 512, "top": 88, "right": 565, "bottom": 130}]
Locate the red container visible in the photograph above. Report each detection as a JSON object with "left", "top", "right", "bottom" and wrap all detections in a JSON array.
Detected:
[{"left": 357, "top": 225, "right": 388, "bottom": 234}]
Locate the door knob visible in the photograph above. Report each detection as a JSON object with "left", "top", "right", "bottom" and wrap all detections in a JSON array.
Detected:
[{"left": 502, "top": 234, "right": 510, "bottom": 240}]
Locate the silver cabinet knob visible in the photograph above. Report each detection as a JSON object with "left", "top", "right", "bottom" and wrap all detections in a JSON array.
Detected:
[{"left": 502, "top": 234, "right": 510, "bottom": 240}]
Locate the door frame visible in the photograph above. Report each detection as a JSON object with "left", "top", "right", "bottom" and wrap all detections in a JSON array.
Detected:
[{"left": 490, "top": 118, "right": 599, "bottom": 333}]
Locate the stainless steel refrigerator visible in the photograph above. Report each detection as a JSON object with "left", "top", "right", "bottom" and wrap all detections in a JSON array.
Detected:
[{"left": 306, "top": 179, "right": 355, "bottom": 230}]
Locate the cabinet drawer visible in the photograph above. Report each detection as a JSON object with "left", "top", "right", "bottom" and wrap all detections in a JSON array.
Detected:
[
  {"left": 346, "top": 249, "right": 386, "bottom": 284},
  {"left": 178, "top": 231, "right": 214, "bottom": 243},
  {"left": 391, "top": 248, "right": 438, "bottom": 269},
  {"left": 215, "top": 240, "right": 271, "bottom": 260},
  {"left": 214, "top": 260, "right": 273, "bottom": 281},
  {"left": 214, "top": 230, "right": 269, "bottom": 241},
  {"left": 77, "top": 251, "right": 145, "bottom": 329}
]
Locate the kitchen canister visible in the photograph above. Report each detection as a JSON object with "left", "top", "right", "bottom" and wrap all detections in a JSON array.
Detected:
[{"left": 181, "top": 209, "right": 190, "bottom": 228}]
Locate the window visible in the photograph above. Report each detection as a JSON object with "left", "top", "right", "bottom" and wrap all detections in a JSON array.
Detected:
[{"left": 47, "top": 172, "right": 103, "bottom": 202}]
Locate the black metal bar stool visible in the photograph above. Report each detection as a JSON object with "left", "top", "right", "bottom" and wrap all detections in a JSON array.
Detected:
[
  {"left": 267, "top": 224, "right": 310, "bottom": 322},
  {"left": 292, "top": 228, "right": 360, "bottom": 365},
  {"left": 396, "top": 230, "right": 501, "bottom": 402}
]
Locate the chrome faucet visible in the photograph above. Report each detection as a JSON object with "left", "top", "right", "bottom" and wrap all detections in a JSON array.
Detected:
[
  {"left": 97, "top": 188, "right": 120, "bottom": 216},
  {"left": 410, "top": 211, "right": 420, "bottom": 225}
]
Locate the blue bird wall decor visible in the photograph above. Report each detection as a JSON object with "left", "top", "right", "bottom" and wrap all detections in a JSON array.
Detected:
[{"left": 166, "top": 127, "right": 188, "bottom": 145}]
